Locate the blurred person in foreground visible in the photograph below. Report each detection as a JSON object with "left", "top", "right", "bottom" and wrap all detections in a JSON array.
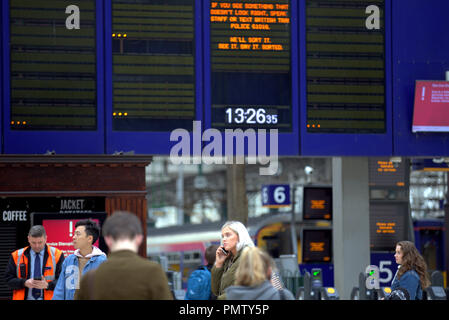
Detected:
[
  {"left": 225, "top": 246, "right": 294, "bottom": 300},
  {"left": 75, "top": 211, "right": 172, "bottom": 300}
]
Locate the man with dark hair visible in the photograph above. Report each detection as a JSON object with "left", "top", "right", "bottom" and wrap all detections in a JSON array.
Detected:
[
  {"left": 76, "top": 211, "right": 173, "bottom": 300},
  {"left": 185, "top": 244, "right": 218, "bottom": 300},
  {"left": 53, "top": 219, "right": 106, "bottom": 300},
  {"left": 4, "top": 225, "right": 65, "bottom": 300}
]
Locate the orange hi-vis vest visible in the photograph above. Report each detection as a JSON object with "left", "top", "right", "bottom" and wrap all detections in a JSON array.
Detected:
[{"left": 11, "top": 245, "right": 63, "bottom": 300}]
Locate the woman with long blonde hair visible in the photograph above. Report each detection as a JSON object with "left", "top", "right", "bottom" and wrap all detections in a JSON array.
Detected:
[
  {"left": 225, "top": 247, "right": 294, "bottom": 300},
  {"left": 391, "top": 241, "right": 431, "bottom": 300}
]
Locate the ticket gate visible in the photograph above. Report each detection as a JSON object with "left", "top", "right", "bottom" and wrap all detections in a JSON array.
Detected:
[
  {"left": 350, "top": 272, "right": 388, "bottom": 300},
  {"left": 296, "top": 268, "right": 339, "bottom": 300},
  {"left": 425, "top": 271, "right": 447, "bottom": 300}
]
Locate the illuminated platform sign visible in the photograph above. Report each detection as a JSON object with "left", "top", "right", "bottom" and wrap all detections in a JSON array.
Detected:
[
  {"left": 302, "top": 229, "right": 332, "bottom": 263},
  {"left": 205, "top": 0, "right": 299, "bottom": 155},
  {"left": 209, "top": 0, "right": 291, "bottom": 131},
  {"left": 368, "top": 158, "right": 407, "bottom": 187},
  {"left": 302, "top": 186, "right": 332, "bottom": 220},
  {"left": 369, "top": 202, "right": 407, "bottom": 251}
]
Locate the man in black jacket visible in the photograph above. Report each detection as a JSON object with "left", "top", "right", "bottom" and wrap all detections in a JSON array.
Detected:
[{"left": 4, "top": 225, "right": 65, "bottom": 300}]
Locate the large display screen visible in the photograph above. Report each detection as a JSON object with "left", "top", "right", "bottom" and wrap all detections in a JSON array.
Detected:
[
  {"left": 303, "top": 186, "right": 332, "bottom": 220},
  {"left": 369, "top": 203, "right": 407, "bottom": 251},
  {"left": 412, "top": 81, "right": 449, "bottom": 132},
  {"left": 9, "top": 0, "right": 97, "bottom": 130},
  {"left": 210, "top": 0, "right": 292, "bottom": 131},
  {"left": 111, "top": 0, "right": 196, "bottom": 131},
  {"left": 368, "top": 157, "right": 407, "bottom": 187},
  {"left": 306, "top": 0, "right": 386, "bottom": 133},
  {"left": 302, "top": 229, "right": 332, "bottom": 263}
]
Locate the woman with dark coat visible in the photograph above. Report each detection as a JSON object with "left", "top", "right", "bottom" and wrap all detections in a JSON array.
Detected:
[{"left": 211, "top": 221, "right": 254, "bottom": 300}]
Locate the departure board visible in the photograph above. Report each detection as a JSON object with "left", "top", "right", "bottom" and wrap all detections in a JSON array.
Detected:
[
  {"left": 9, "top": 0, "right": 97, "bottom": 130},
  {"left": 369, "top": 203, "right": 407, "bottom": 251},
  {"left": 210, "top": 0, "right": 292, "bottom": 131},
  {"left": 368, "top": 157, "right": 407, "bottom": 187},
  {"left": 112, "top": 0, "right": 195, "bottom": 131},
  {"left": 302, "top": 229, "right": 332, "bottom": 263},
  {"left": 306, "top": 0, "right": 386, "bottom": 133},
  {"left": 303, "top": 186, "right": 332, "bottom": 220}
]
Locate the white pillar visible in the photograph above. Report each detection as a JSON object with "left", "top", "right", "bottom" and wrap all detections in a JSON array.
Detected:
[{"left": 332, "top": 157, "right": 371, "bottom": 299}]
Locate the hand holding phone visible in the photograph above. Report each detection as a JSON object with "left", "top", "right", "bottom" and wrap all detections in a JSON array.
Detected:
[{"left": 220, "top": 247, "right": 229, "bottom": 256}]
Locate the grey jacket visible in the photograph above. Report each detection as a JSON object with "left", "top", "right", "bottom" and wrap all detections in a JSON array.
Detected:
[{"left": 225, "top": 280, "right": 295, "bottom": 300}]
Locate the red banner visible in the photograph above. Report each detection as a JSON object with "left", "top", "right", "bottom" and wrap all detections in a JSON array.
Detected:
[
  {"left": 43, "top": 219, "right": 100, "bottom": 257},
  {"left": 413, "top": 81, "right": 449, "bottom": 132}
]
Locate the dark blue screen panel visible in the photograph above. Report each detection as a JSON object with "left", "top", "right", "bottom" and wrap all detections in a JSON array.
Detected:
[
  {"left": 392, "top": 0, "right": 449, "bottom": 156},
  {"left": 3, "top": 0, "right": 105, "bottom": 154},
  {"left": 106, "top": 0, "right": 203, "bottom": 155},
  {"left": 204, "top": 0, "right": 299, "bottom": 156},
  {"left": 300, "top": 0, "right": 393, "bottom": 156}
]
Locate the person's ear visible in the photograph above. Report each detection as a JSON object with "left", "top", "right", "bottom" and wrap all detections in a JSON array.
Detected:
[
  {"left": 135, "top": 234, "right": 143, "bottom": 247},
  {"left": 105, "top": 236, "right": 114, "bottom": 249},
  {"left": 267, "top": 266, "right": 272, "bottom": 279}
]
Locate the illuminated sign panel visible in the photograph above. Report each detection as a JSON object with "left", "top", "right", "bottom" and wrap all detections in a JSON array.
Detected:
[
  {"left": 32, "top": 212, "right": 107, "bottom": 256},
  {"left": 412, "top": 81, "right": 449, "bottom": 132},
  {"left": 210, "top": 0, "right": 292, "bottom": 131},
  {"left": 368, "top": 157, "right": 406, "bottom": 187},
  {"left": 302, "top": 229, "right": 332, "bottom": 263},
  {"left": 303, "top": 187, "right": 332, "bottom": 220},
  {"left": 43, "top": 218, "right": 101, "bottom": 257},
  {"left": 111, "top": 0, "right": 195, "bottom": 131},
  {"left": 9, "top": 0, "right": 97, "bottom": 130},
  {"left": 306, "top": 0, "right": 386, "bottom": 133},
  {"left": 369, "top": 203, "right": 406, "bottom": 251}
]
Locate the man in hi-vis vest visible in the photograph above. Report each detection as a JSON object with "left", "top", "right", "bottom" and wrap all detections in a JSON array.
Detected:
[{"left": 4, "top": 225, "right": 65, "bottom": 300}]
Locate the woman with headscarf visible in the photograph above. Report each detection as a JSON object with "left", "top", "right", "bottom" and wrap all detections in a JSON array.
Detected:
[{"left": 211, "top": 221, "right": 254, "bottom": 300}]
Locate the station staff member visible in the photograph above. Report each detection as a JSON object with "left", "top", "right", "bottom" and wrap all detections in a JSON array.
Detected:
[{"left": 4, "top": 225, "right": 65, "bottom": 300}]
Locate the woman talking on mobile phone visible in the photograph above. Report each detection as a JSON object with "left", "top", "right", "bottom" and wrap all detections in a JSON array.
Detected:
[{"left": 211, "top": 221, "right": 254, "bottom": 300}]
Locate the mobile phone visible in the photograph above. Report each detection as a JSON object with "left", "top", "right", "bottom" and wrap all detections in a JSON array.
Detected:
[
  {"left": 34, "top": 277, "right": 41, "bottom": 281},
  {"left": 220, "top": 247, "right": 229, "bottom": 256}
]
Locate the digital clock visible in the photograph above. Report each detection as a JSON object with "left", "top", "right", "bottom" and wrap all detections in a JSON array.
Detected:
[{"left": 225, "top": 107, "right": 278, "bottom": 125}]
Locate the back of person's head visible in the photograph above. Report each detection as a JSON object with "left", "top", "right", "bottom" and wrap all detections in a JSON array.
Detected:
[
  {"left": 102, "top": 211, "right": 142, "bottom": 241},
  {"left": 396, "top": 240, "right": 431, "bottom": 288},
  {"left": 235, "top": 247, "right": 274, "bottom": 287},
  {"left": 205, "top": 244, "right": 219, "bottom": 265},
  {"left": 75, "top": 219, "right": 100, "bottom": 244},
  {"left": 221, "top": 221, "right": 255, "bottom": 251},
  {"left": 28, "top": 225, "right": 46, "bottom": 238}
]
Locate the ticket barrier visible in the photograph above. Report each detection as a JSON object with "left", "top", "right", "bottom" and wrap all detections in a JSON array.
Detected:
[
  {"left": 296, "top": 268, "right": 339, "bottom": 300},
  {"left": 350, "top": 272, "right": 386, "bottom": 300},
  {"left": 424, "top": 271, "right": 447, "bottom": 300}
]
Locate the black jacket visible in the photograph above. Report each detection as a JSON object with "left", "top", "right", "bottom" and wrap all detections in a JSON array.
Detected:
[{"left": 3, "top": 245, "right": 65, "bottom": 298}]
